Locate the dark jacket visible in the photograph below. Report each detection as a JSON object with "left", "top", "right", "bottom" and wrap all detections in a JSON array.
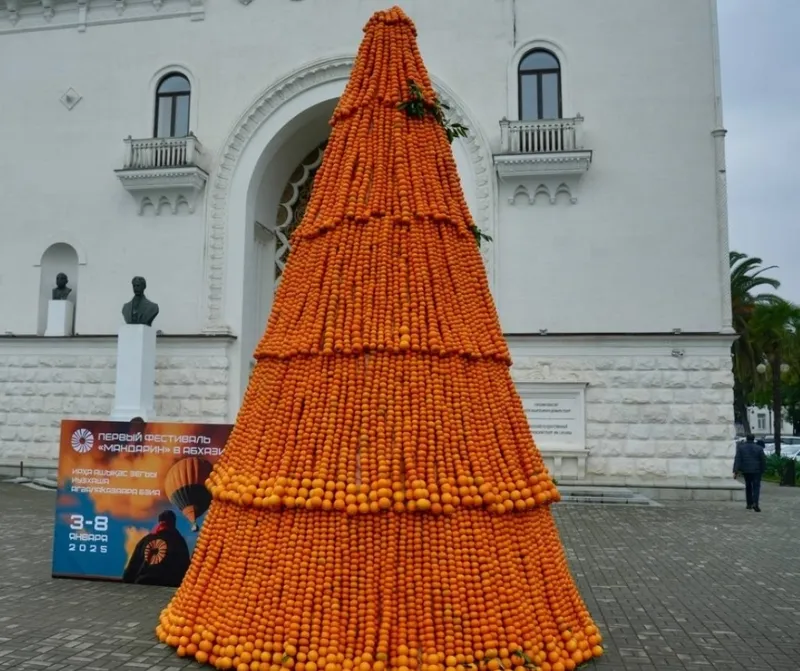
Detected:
[
  {"left": 122, "top": 527, "right": 190, "bottom": 587},
  {"left": 733, "top": 441, "right": 767, "bottom": 475}
]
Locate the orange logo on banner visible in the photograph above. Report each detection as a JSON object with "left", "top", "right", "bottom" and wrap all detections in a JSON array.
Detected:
[{"left": 143, "top": 538, "right": 168, "bottom": 565}]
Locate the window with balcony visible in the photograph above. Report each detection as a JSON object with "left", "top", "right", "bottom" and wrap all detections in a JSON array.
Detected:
[
  {"left": 518, "top": 49, "right": 561, "bottom": 121},
  {"left": 154, "top": 73, "right": 191, "bottom": 138},
  {"left": 116, "top": 69, "right": 206, "bottom": 215},
  {"left": 496, "top": 43, "right": 590, "bottom": 205}
]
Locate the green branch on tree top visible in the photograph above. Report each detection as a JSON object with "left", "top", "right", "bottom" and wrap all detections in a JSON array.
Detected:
[
  {"left": 471, "top": 226, "right": 493, "bottom": 249},
  {"left": 398, "top": 80, "right": 489, "bottom": 248},
  {"left": 398, "top": 79, "right": 469, "bottom": 144}
]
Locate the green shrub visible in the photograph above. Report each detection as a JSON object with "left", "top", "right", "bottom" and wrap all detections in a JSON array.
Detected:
[
  {"left": 764, "top": 453, "right": 800, "bottom": 485},
  {"left": 765, "top": 453, "right": 785, "bottom": 478}
]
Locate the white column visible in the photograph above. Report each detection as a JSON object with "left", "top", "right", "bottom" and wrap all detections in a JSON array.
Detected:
[
  {"left": 710, "top": 0, "right": 734, "bottom": 334},
  {"left": 44, "top": 300, "right": 74, "bottom": 337},
  {"left": 110, "top": 324, "right": 157, "bottom": 421}
]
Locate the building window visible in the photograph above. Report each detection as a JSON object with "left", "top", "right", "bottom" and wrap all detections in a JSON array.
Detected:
[
  {"left": 154, "top": 73, "right": 191, "bottom": 138},
  {"left": 518, "top": 49, "right": 562, "bottom": 121},
  {"left": 757, "top": 413, "right": 767, "bottom": 431}
]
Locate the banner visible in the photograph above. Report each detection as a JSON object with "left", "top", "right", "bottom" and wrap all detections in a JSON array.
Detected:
[{"left": 52, "top": 419, "right": 232, "bottom": 585}]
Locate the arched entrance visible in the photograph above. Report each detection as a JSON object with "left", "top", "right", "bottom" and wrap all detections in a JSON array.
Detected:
[
  {"left": 274, "top": 141, "right": 327, "bottom": 281},
  {"left": 250, "top": 140, "right": 328, "bottom": 369},
  {"left": 241, "top": 100, "right": 336, "bottom": 386},
  {"left": 204, "top": 56, "right": 496, "bottom": 416}
]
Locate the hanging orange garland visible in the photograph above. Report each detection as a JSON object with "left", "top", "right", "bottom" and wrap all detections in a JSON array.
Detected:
[{"left": 156, "top": 7, "right": 604, "bottom": 671}]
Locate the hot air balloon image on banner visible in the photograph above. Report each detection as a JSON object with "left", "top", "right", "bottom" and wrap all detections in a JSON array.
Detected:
[{"left": 164, "top": 457, "right": 213, "bottom": 531}]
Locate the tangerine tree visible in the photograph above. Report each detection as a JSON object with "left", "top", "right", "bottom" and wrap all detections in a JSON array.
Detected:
[{"left": 157, "top": 7, "right": 604, "bottom": 671}]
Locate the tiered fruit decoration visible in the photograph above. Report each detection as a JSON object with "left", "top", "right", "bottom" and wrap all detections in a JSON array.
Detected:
[{"left": 157, "top": 7, "right": 604, "bottom": 671}]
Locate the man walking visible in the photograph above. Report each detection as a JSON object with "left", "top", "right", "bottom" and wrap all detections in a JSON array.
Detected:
[{"left": 733, "top": 434, "right": 767, "bottom": 512}]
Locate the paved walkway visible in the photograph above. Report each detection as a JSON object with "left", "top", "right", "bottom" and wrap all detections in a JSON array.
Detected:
[{"left": 1, "top": 482, "right": 798, "bottom": 670}]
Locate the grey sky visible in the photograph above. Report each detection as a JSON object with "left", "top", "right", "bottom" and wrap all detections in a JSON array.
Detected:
[{"left": 719, "top": 1, "right": 800, "bottom": 302}]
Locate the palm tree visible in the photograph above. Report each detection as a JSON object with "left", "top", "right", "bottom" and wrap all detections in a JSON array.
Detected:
[
  {"left": 729, "top": 251, "right": 781, "bottom": 434},
  {"left": 749, "top": 299, "right": 800, "bottom": 457}
]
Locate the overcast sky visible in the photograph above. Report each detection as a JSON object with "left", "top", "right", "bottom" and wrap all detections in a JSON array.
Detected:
[{"left": 718, "top": 1, "right": 800, "bottom": 302}]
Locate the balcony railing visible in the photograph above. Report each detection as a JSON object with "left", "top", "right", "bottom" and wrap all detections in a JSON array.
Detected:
[
  {"left": 499, "top": 116, "right": 584, "bottom": 154},
  {"left": 121, "top": 134, "right": 203, "bottom": 170},
  {"left": 116, "top": 133, "right": 208, "bottom": 215}
]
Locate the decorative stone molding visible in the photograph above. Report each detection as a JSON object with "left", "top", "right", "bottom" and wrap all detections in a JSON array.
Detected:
[
  {"left": 507, "top": 180, "right": 578, "bottom": 206},
  {"left": 59, "top": 87, "right": 82, "bottom": 110},
  {"left": 117, "top": 169, "right": 208, "bottom": 214},
  {"left": 201, "top": 55, "right": 496, "bottom": 334},
  {"left": 188, "top": 0, "right": 203, "bottom": 20},
  {"left": 115, "top": 135, "right": 209, "bottom": 215},
  {"left": 0, "top": 0, "right": 204, "bottom": 33},
  {"left": 495, "top": 117, "right": 591, "bottom": 205},
  {"left": 5, "top": 0, "right": 18, "bottom": 24}
]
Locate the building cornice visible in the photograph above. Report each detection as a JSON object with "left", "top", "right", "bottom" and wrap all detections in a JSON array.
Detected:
[
  {"left": 506, "top": 332, "right": 737, "bottom": 358},
  {"left": 0, "top": 0, "right": 203, "bottom": 34}
]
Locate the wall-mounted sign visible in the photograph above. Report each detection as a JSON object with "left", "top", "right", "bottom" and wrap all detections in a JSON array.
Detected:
[{"left": 516, "top": 382, "right": 587, "bottom": 451}]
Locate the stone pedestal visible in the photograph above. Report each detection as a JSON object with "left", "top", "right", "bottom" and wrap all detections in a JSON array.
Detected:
[
  {"left": 44, "top": 300, "right": 74, "bottom": 337},
  {"left": 110, "top": 324, "right": 157, "bottom": 421}
]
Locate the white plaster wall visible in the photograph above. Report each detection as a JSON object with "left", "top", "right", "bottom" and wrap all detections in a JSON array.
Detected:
[
  {"left": 498, "top": 0, "right": 724, "bottom": 334},
  {"left": 0, "top": 338, "right": 231, "bottom": 464},
  {"left": 0, "top": 0, "right": 725, "bottom": 340},
  {"left": 509, "top": 335, "right": 736, "bottom": 486}
]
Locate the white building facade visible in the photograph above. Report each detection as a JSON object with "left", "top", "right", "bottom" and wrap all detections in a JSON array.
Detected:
[
  {"left": 0, "top": 0, "right": 737, "bottom": 498},
  {"left": 746, "top": 406, "right": 793, "bottom": 438}
]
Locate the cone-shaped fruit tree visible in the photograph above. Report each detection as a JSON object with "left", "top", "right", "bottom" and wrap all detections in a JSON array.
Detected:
[{"left": 157, "top": 7, "right": 604, "bottom": 671}]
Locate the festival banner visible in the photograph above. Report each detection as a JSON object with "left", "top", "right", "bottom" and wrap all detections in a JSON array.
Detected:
[{"left": 52, "top": 419, "right": 232, "bottom": 584}]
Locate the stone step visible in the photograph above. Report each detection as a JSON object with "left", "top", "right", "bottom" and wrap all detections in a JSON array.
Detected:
[
  {"left": 557, "top": 485, "right": 660, "bottom": 507},
  {"left": 3, "top": 476, "right": 57, "bottom": 492}
]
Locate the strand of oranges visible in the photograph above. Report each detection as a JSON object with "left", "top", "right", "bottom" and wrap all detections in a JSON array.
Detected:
[
  {"left": 158, "top": 508, "right": 603, "bottom": 671},
  {"left": 205, "top": 354, "right": 560, "bottom": 515},
  {"left": 157, "top": 6, "right": 603, "bottom": 671},
  {"left": 256, "top": 218, "right": 508, "bottom": 361}
]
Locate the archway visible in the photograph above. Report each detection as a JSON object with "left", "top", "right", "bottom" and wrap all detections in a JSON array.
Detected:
[
  {"left": 244, "top": 105, "right": 335, "bottom": 376},
  {"left": 204, "top": 56, "right": 496, "bottom": 414},
  {"left": 248, "top": 140, "right": 327, "bottom": 375}
]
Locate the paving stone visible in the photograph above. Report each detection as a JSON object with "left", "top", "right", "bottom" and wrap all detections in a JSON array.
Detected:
[{"left": 1, "top": 481, "right": 799, "bottom": 669}]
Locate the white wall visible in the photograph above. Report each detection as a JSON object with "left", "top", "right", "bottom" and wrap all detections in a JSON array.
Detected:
[
  {"left": 0, "top": 0, "right": 726, "bottom": 341},
  {"left": 497, "top": 0, "right": 724, "bottom": 334},
  {"left": 0, "top": 337, "right": 232, "bottom": 464}
]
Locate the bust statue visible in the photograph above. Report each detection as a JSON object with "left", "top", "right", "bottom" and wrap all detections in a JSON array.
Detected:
[
  {"left": 52, "top": 273, "right": 72, "bottom": 301},
  {"left": 121, "top": 276, "right": 159, "bottom": 326}
]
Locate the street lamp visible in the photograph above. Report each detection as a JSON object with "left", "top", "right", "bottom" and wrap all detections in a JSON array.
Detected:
[{"left": 756, "top": 362, "right": 789, "bottom": 375}]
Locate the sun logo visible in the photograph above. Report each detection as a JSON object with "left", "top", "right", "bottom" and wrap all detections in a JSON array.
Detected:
[
  {"left": 143, "top": 538, "right": 168, "bottom": 565},
  {"left": 70, "top": 428, "right": 94, "bottom": 454}
]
